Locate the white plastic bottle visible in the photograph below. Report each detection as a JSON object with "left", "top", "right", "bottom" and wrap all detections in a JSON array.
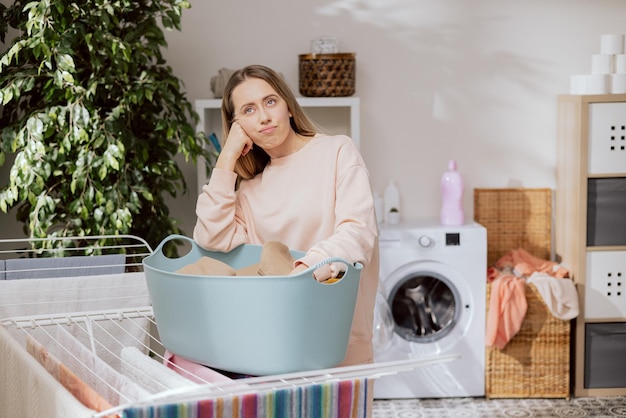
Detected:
[
  {"left": 384, "top": 180, "right": 400, "bottom": 224},
  {"left": 440, "top": 160, "right": 464, "bottom": 226}
]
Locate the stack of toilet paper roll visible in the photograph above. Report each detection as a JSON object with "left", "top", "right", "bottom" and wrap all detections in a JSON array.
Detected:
[{"left": 570, "top": 34, "right": 626, "bottom": 95}]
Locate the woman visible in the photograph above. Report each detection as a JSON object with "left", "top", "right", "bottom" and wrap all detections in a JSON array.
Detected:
[{"left": 193, "top": 64, "right": 379, "bottom": 369}]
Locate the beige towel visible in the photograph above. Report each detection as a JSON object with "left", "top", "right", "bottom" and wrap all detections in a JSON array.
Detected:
[
  {"left": 257, "top": 241, "right": 295, "bottom": 276},
  {"left": 178, "top": 241, "right": 295, "bottom": 277},
  {"left": 176, "top": 256, "right": 236, "bottom": 276},
  {"left": 235, "top": 263, "right": 261, "bottom": 276}
]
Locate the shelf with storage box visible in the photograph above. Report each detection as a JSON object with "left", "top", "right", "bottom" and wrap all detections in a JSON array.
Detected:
[
  {"left": 556, "top": 93, "right": 626, "bottom": 397},
  {"left": 195, "top": 97, "right": 360, "bottom": 193}
]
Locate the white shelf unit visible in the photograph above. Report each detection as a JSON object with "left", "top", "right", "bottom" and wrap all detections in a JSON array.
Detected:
[
  {"left": 195, "top": 97, "right": 360, "bottom": 192},
  {"left": 556, "top": 94, "right": 626, "bottom": 397}
]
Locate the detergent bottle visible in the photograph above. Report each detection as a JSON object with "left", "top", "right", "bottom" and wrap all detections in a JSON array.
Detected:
[{"left": 440, "top": 160, "right": 464, "bottom": 226}]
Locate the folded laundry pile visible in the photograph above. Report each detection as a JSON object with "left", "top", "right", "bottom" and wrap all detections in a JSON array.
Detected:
[
  {"left": 485, "top": 248, "right": 579, "bottom": 349},
  {"left": 176, "top": 241, "right": 341, "bottom": 283},
  {"left": 176, "top": 241, "right": 295, "bottom": 277}
]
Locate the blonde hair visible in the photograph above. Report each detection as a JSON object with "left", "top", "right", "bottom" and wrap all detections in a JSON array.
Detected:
[{"left": 221, "top": 65, "right": 317, "bottom": 180}]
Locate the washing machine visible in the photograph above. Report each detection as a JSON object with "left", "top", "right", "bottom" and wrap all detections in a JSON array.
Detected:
[{"left": 373, "top": 220, "right": 487, "bottom": 399}]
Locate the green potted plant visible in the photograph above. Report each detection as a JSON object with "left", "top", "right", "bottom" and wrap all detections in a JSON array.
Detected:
[{"left": 0, "top": 0, "right": 212, "bottom": 253}]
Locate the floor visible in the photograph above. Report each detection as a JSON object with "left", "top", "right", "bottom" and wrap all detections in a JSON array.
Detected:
[{"left": 372, "top": 396, "right": 626, "bottom": 417}]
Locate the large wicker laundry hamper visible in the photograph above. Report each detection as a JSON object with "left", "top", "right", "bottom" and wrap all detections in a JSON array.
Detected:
[{"left": 475, "top": 188, "right": 571, "bottom": 399}]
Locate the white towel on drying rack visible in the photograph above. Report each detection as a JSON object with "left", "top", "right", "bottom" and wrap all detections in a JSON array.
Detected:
[
  {"left": 121, "top": 346, "right": 196, "bottom": 393},
  {"left": 0, "top": 271, "right": 150, "bottom": 318},
  {"left": 0, "top": 272, "right": 152, "bottom": 369},
  {"left": 4, "top": 254, "right": 126, "bottom": 279},
  {"left": 0, "top": 326, "right": 95, "bottom": 417},
  {"left": 0, "top": 271, "right": 150, "bottom": 319},
  {"left": 54, "top": 325, "right": 151, "bottom": 405}
]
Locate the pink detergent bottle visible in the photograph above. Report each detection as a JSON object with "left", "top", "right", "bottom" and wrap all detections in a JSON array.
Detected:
[{"left": 440, "top": 160, "right": 465, "bottom": 226}]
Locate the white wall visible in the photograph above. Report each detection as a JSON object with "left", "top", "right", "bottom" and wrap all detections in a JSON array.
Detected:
[
  {"left": 161, "top": 0, "right": 626, "bottom": 236},
  {"left": 2, "top": 0, "right": 626, "bottom": 238}
]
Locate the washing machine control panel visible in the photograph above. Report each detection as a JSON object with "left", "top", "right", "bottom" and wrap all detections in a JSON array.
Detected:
[
  {"left": 404, "top": 230, "right": 462, "bottom": 249},
  {"left": 417, "top": 235, "right": 433, "bottom": 247}
]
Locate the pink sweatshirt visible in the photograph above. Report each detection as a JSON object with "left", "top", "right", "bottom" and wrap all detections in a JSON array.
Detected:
[{"left": 194, "top": 134, "right": 380, "bottom": 366}]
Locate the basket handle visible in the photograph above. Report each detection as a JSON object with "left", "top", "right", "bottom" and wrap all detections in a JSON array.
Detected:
[
  {"left": 153, "top": 236, "right": 364, "bottom": 277},
  {"left": 153, "top": 234, "right": 196, "bottom": 257},
  {"left": 310, "top": 256, "right": 352, "bottom": 270},
  {"left": 309, "top": 257, "right": 363, "bottom": 281}
]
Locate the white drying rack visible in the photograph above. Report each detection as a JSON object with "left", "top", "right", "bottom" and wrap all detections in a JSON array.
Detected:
[
  {"left": 0, "top": 234, "right": 153, "bottom": 277},
  {"left": 0, "top": 235, "right": 459, "bottom": 417}
]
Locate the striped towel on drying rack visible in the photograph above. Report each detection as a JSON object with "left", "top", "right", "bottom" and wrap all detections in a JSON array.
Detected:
[{"left": 120, "top": 378, "right": 369, "bottom": 418}]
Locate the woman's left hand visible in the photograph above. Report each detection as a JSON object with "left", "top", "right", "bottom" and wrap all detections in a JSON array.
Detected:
[{"left": 290, "top": 263, "right": 333, "bottom": 282}]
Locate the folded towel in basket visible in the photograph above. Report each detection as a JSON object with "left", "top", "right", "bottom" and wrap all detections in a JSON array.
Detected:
[
  {"left": 176, "top": 256, "right": 236, "bottom": 276},
  {"left": 257, "top": 241, "right": 295, "bottom": 276},
  {"left": 176, "top": 241, "right": 295, "bottom": 277},
  {"left": 174, "top": 240, "right": 342, "bottom": 283}
]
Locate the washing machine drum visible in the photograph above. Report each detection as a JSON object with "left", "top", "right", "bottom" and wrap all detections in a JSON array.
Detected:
[{"left": 389, "top": 271, "right": 460, "bottom": 343}]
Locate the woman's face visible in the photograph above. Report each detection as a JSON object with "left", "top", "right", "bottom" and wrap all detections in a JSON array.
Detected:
[{"left": 230, "top": 77, "right": 295, "bottom": 157}]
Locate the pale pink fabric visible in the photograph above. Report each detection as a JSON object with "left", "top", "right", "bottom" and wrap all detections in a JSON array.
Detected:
[
  {"left": 193, "top": 134, "right": 379, "bottom": 366},
  {"left": 486, "top": 248, "right": 571, "bottom": 349},
  {"left": 486, "top": 274, "right": 527, "bottom": 349},
  {"left": 493, "top": 248, "right": 569, "bottom": 279},
  {"left": 163, "top": 350, "right": 233, "bottom": 384}
]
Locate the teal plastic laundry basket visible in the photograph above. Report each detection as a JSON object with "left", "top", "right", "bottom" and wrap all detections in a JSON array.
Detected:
[{"left": 143, "top": 235, "right": 362, "bottom": 375}]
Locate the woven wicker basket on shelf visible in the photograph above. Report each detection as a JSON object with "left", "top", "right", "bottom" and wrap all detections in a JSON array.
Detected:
[
  {"left": 475, "top": 188, "right": 571, "bottom": 399},
  {"left": 298, "top": 53, "right": 355, "bottom": 97}
]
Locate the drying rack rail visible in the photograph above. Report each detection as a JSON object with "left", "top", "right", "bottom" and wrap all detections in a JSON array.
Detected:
[
  {"left": 1, "top": 305, "right": 459, "bottom": 417},
  {"left": 0, "top": 234, "right": 153, "bottom": 278},
  {"left": 0, "top": 235, "right": 460, "bottom": 417}
]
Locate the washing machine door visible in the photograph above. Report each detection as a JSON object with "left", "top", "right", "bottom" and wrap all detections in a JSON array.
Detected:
[
  {"left": 387, "top": 261, "right": 471, "bottom": 353},
  {"left": 387, "top": 263, "right": 464, "bottom": 345}
]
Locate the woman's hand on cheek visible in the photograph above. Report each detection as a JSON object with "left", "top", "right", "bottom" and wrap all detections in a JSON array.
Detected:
[
  {"left": 230, "top": 121, "right": 254, "bottom": 157},
  {"left": 215, "top": 122, "right": 254, "bottom": 171}
]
